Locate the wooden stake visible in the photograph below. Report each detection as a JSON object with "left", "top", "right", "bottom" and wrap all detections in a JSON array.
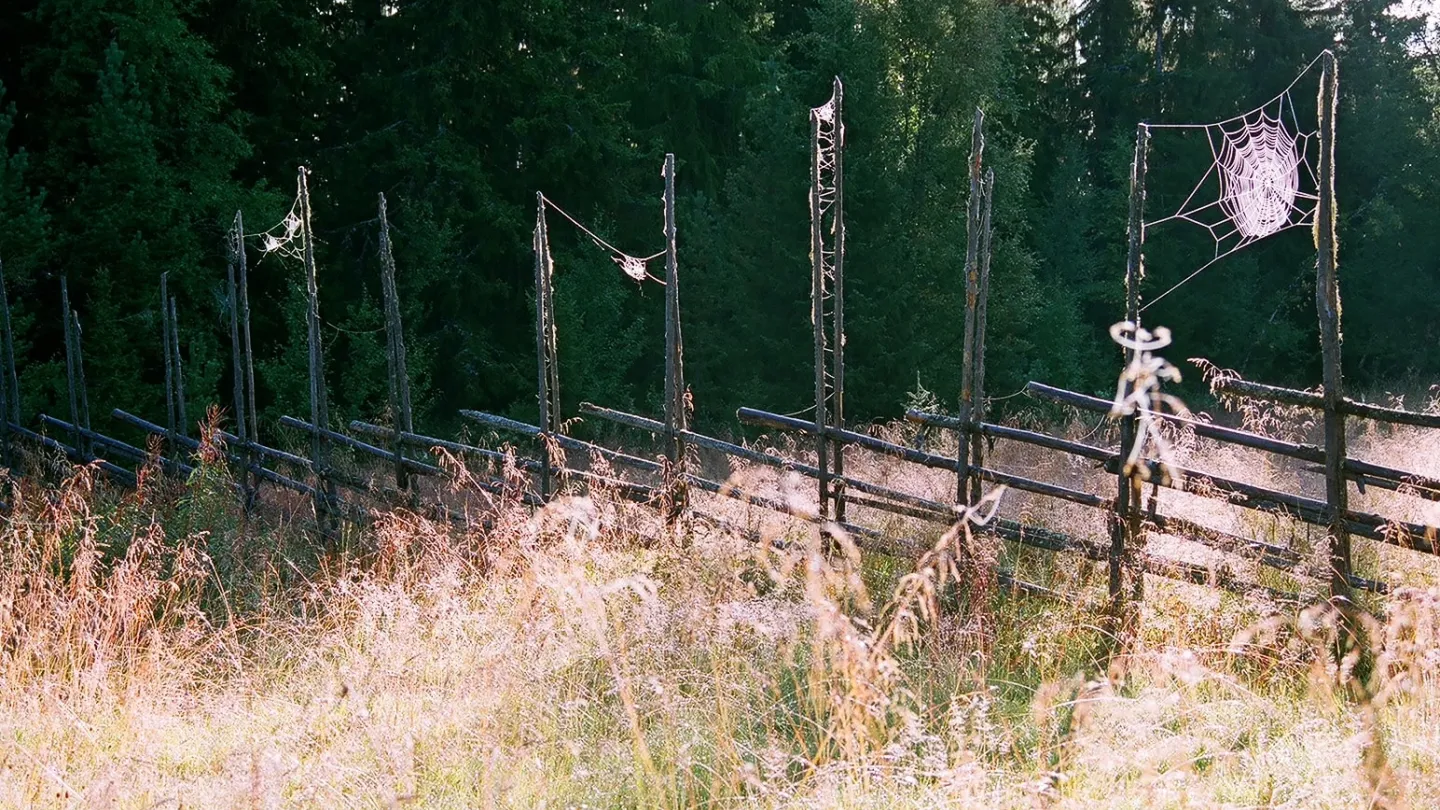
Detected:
[
  {"left": 378, "top": 193, "right": 414, "bottom": 493},
  {"left": 226, "top": 246, "right": 247, "bottom": 446},
  {"left": 810, "top": 102, "right": 830, "bottom": 521},
  {"left": 73, "top": 311, "right": 90, "bottom": 456},
  {"left": 160, "top": 272, "right": 177, "bottom": 471},
  {"left": 958, "top": 108, "right": 985, "bottom": 506},
  {"left": 662, "top": 153, "right": 688, "bottom": 524},
  {"left": 533, "top": 192, "right": 554, "bottom": 500},
  {"left": 235, "top": 212, "right": 259, "bottom": 447},
  {"left": 830, "top": 77, "right": 847, "bottom": 524},
  {"left": 0, "top": 256, "right": 16, "bottom": 464},
  {"left": 60, "top": 277, "right": 82, "bottom": 456},
  {"left": 299, "top": 166, "right": 337, "bottom": 532},
  {"left": 1316, "top": 51, "right": 1350, "bottom": 598},
  {"left": 969, "top": 168, "right": 995, "bottom": 506},
  {"left": 1115, "top": 123, "right": 1150, "bottom": 610},
  {"left": 169, "top": 296, "right": 187, "bottom": 441}
]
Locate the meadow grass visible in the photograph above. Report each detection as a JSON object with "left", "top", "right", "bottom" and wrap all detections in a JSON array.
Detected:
[{"left": 1, "top": 415, "right": 1438, "bottom": 809}]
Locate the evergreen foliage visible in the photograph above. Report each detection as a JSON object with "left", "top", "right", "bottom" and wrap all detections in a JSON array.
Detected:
[{"left": 0, "top": 0, "right": 1437, "bottom": 434}]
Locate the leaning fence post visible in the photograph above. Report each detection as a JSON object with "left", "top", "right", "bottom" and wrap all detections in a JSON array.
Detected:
[
  {"left": 235, "top": 212, "right": 259, "bottom": 451},
  {"left": 968, "top": 169, "right": 995, "bottom": 506},
  {"left": 378, "top": 193, "right": 415, "bottom": 495},
  {"left": 1315, "top": 52, "right": 1350, "bottom": 598},
  {"left": 160, "top": 273, "right": 178, "bottom": 472},
  {"left": 957, "top": 109, "right": 985, "bottom": 506},
  {"left": 662, "top": 153, "right": 688, "bottom": 525},
  {"left": 1115, "top": 123, "right": 1150, "bottom": 612},
  {"left": 299, "top": 166, "right": 338, "bottom": 535},
  {"left": 226, "top": 236, "right": 251, "bottom": 502}
]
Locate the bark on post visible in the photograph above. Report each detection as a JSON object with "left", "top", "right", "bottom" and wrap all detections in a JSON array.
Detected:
[
  {"left": 1316, "top": 51, "right": 1350, "bottom": 598},
  {"left": 61, "top": 277, "right": 82, "bottom": 456},
  {"left": 73, "top": 311, "right": 91, "bottom": 457},
  {"left": 299, "top": 167, "right": 337, "bottom": 534},
  {"left": 958, "top": 109, "right": 985, "bottom": 506},
  {"left": 534, "top": 192, "right": 556, "bottom": 500},
  {"left": 830, "top": 78, "right": 847, "bottom": 524},
  {"left": 226, "top": 241, "right": 250, "bottom": 503},
  {"left": 378, "top": 193, "right": 414, "bottom": 494},
  {"left": 968, "top": 169, "right": 995, "bottom": 506},
  {"left": 662, "top": 154, "right": 688, "bottom": 525},
  {"left": 1115, "top": 123, "right": 1150, "bottom": 611}
]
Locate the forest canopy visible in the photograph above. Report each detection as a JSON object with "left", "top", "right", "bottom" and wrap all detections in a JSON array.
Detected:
[{"left": 1, "top": 0, "right": 1437, "bottom": 434}]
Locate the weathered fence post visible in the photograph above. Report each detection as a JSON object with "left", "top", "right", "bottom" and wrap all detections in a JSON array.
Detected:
[
  {"left": 829, "top": 78, "right": 847, "bottom": 524},
  {"left": 226, "top": 231, "right": 252, "bottom": 503},
  {"left": 0, "top": 256, "right": 16, "bottom": 465},
  {"left": 662, "top": 154, "right": 689, "bottom": 526},
  {"left": 378, "top": 193, "right": 415, "bottom": 496},
  {"left": 968, "top": 169, "right": 995, "bottom": 506},
  {"left": 235, "top": 212, "right": 259, "bottom": 449},
  {"left": 73, "top": 310, "right": 91, "bottom": 458},
  {"left": 958, "top": 109, "right": 986, "bottom": 506},
  {"left": 169, "top": 296, "right": 187, "bottom": 442},
  {"left": 299, "top": 167, "right": 338, "bottom": 535},
  {"left": 1115, "top": 123, "right": 1150, "bottom": 613},
  {"left": 160, "top": 273, "right": 178, "bottom": 472},
  {"left": 534, "top": 192, "right": 558, "bottom": 500},
  {"left": 60, "top": 277, "right": 84, "bottom": 457},
  {"left": 810, "top": 99, "right": 831, "bottom": 521},
  {"left": 1315, "top": 52, "right": 1350, "bottom": 598}
]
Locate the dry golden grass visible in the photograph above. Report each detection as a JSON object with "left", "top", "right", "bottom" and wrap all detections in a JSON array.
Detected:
[{"left": 2, "top": 412, "right": 1439, "bottom": 809}]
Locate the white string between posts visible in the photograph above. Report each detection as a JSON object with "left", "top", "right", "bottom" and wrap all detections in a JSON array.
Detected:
[
  {"left": 1141, "top": 52, "right": 1328, "bottom": 313},
  {"left": 540, "top": 193, "right": 666, "bottom": 286}
]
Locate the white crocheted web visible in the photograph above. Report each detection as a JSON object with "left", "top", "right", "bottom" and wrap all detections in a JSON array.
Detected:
[{"left": 1143, "top": 55, "right": 1325, "bottom": 312}]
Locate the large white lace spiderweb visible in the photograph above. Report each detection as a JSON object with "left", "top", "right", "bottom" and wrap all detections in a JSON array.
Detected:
[{"left": 1143, "top": 59, "right": 1323, "bottom": 312}]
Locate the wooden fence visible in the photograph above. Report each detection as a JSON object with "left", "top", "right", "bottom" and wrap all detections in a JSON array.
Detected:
[{"left": 2, "top": 59, "right": 1437, "bottom": 617}]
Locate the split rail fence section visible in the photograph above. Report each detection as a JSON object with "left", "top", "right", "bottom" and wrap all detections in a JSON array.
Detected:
[{"left": 1, "top": 59, "right": 1437, "bottom": 612}]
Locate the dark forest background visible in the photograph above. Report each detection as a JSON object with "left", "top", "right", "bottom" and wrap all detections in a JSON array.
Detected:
[{"left": 1, "top": 0, "right": 1438, "bottom": 437}]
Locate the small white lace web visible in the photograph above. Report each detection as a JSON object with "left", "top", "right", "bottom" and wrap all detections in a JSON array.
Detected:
[
  {"left": 247, "top": 176, "right": 307, "bottom": 261},
  {"left": 1142, "top": 55, "right": 1324, "bottom": 312},
  {"left": 539, "top": 193, "right": 664, "bottom": 285}
]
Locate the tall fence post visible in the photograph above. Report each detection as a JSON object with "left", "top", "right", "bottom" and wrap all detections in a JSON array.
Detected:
[
  {"left": 0, "top": 256, "right": 16, "bottom": 466},
  {"left": 810, "top": 101, "right": 831, "bottom": 522},
  {"left": 829, "top": 78, "right": 847, "bottom": 524},
  {"left": 958, "top": 109, "right": 985, "bottom": 506},
  {"left": 378, "top": 193, "right": 415, "bottom": 496},
  {"left": 160, "top": 272, "right": 178, "bottom": 472},
  {"left": 662, "top": 154, "right": 689, "bottom": 526},
  {"left": 169, "top": 295, "right": 187, "bottom": 442},
  {"left": 1115, "top": 123, "right": 1150, "bottom": 614},
  {"left": 73, "top": 311, "right": 91, "bottom": 458},
  {"left": 226, "top": 230, "right": 251, "bottom": 503},
  {"left": 534, "top": 192, "right": 557, "bottom": 500},
  {"left": 235, "top": 212, "right": 259, "bottom": 452},
  {"left": 1315, "top": 52, "right": 1350, "bottom": 598},
  {"left": 968, "top": 169, "right": 995, "bottom": 506},
  {"left": 60, "top": 277, "right": 84, "bottom": 457},
  {"left": 299, "top": 166, "right": 337, "bottom": 535}
]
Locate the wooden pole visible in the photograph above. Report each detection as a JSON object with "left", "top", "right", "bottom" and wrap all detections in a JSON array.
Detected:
[
  {"left": 73, "top": 311, "right": 90, "bottom": 457},
  {"left": 378, "top": 193, "right": 414, "bottom": 493},
  {"left": 0, "top": 256, "right": 16, "bottom": 464},
  {"left": 160, "top": 272, "right": 177, "bottom": 471},
  {"left": 60, "top": 277, "right": 82, "bottom": 457},
  {"left": 1115, "top": 123, "right": 1149, "bottom": 610},
  {"left": 958, "top": 108, "right": 985, "bottom": 506},
  {"left": 830, "top": 77, "right": 847, "bottom": 524},
  {"left": 1316, "top": 51, "right": 1350, "bottom": 598},
  {"left": 226, "top": 248, "right": 247, "bottom": 446},
  {"left": 299, "top": 166, "right": 336, "bottom": 533},
  {"left": 969, "top": 168, "right": 995, "bottom": 506},
  {"left": 533, "top": 192, "right": 554, "bottom": 500},
  {"left": 169, "top": 296, "right": 187, "bottom": 441},
  {"left": 235, "top": 212, "right": 259, "bottom": 447},
  {"left": 662, "top": 153, "right": 688, "bottom": 524},
  {"left": 809, "top": 104, "right": 830, "bottom": 521}
]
